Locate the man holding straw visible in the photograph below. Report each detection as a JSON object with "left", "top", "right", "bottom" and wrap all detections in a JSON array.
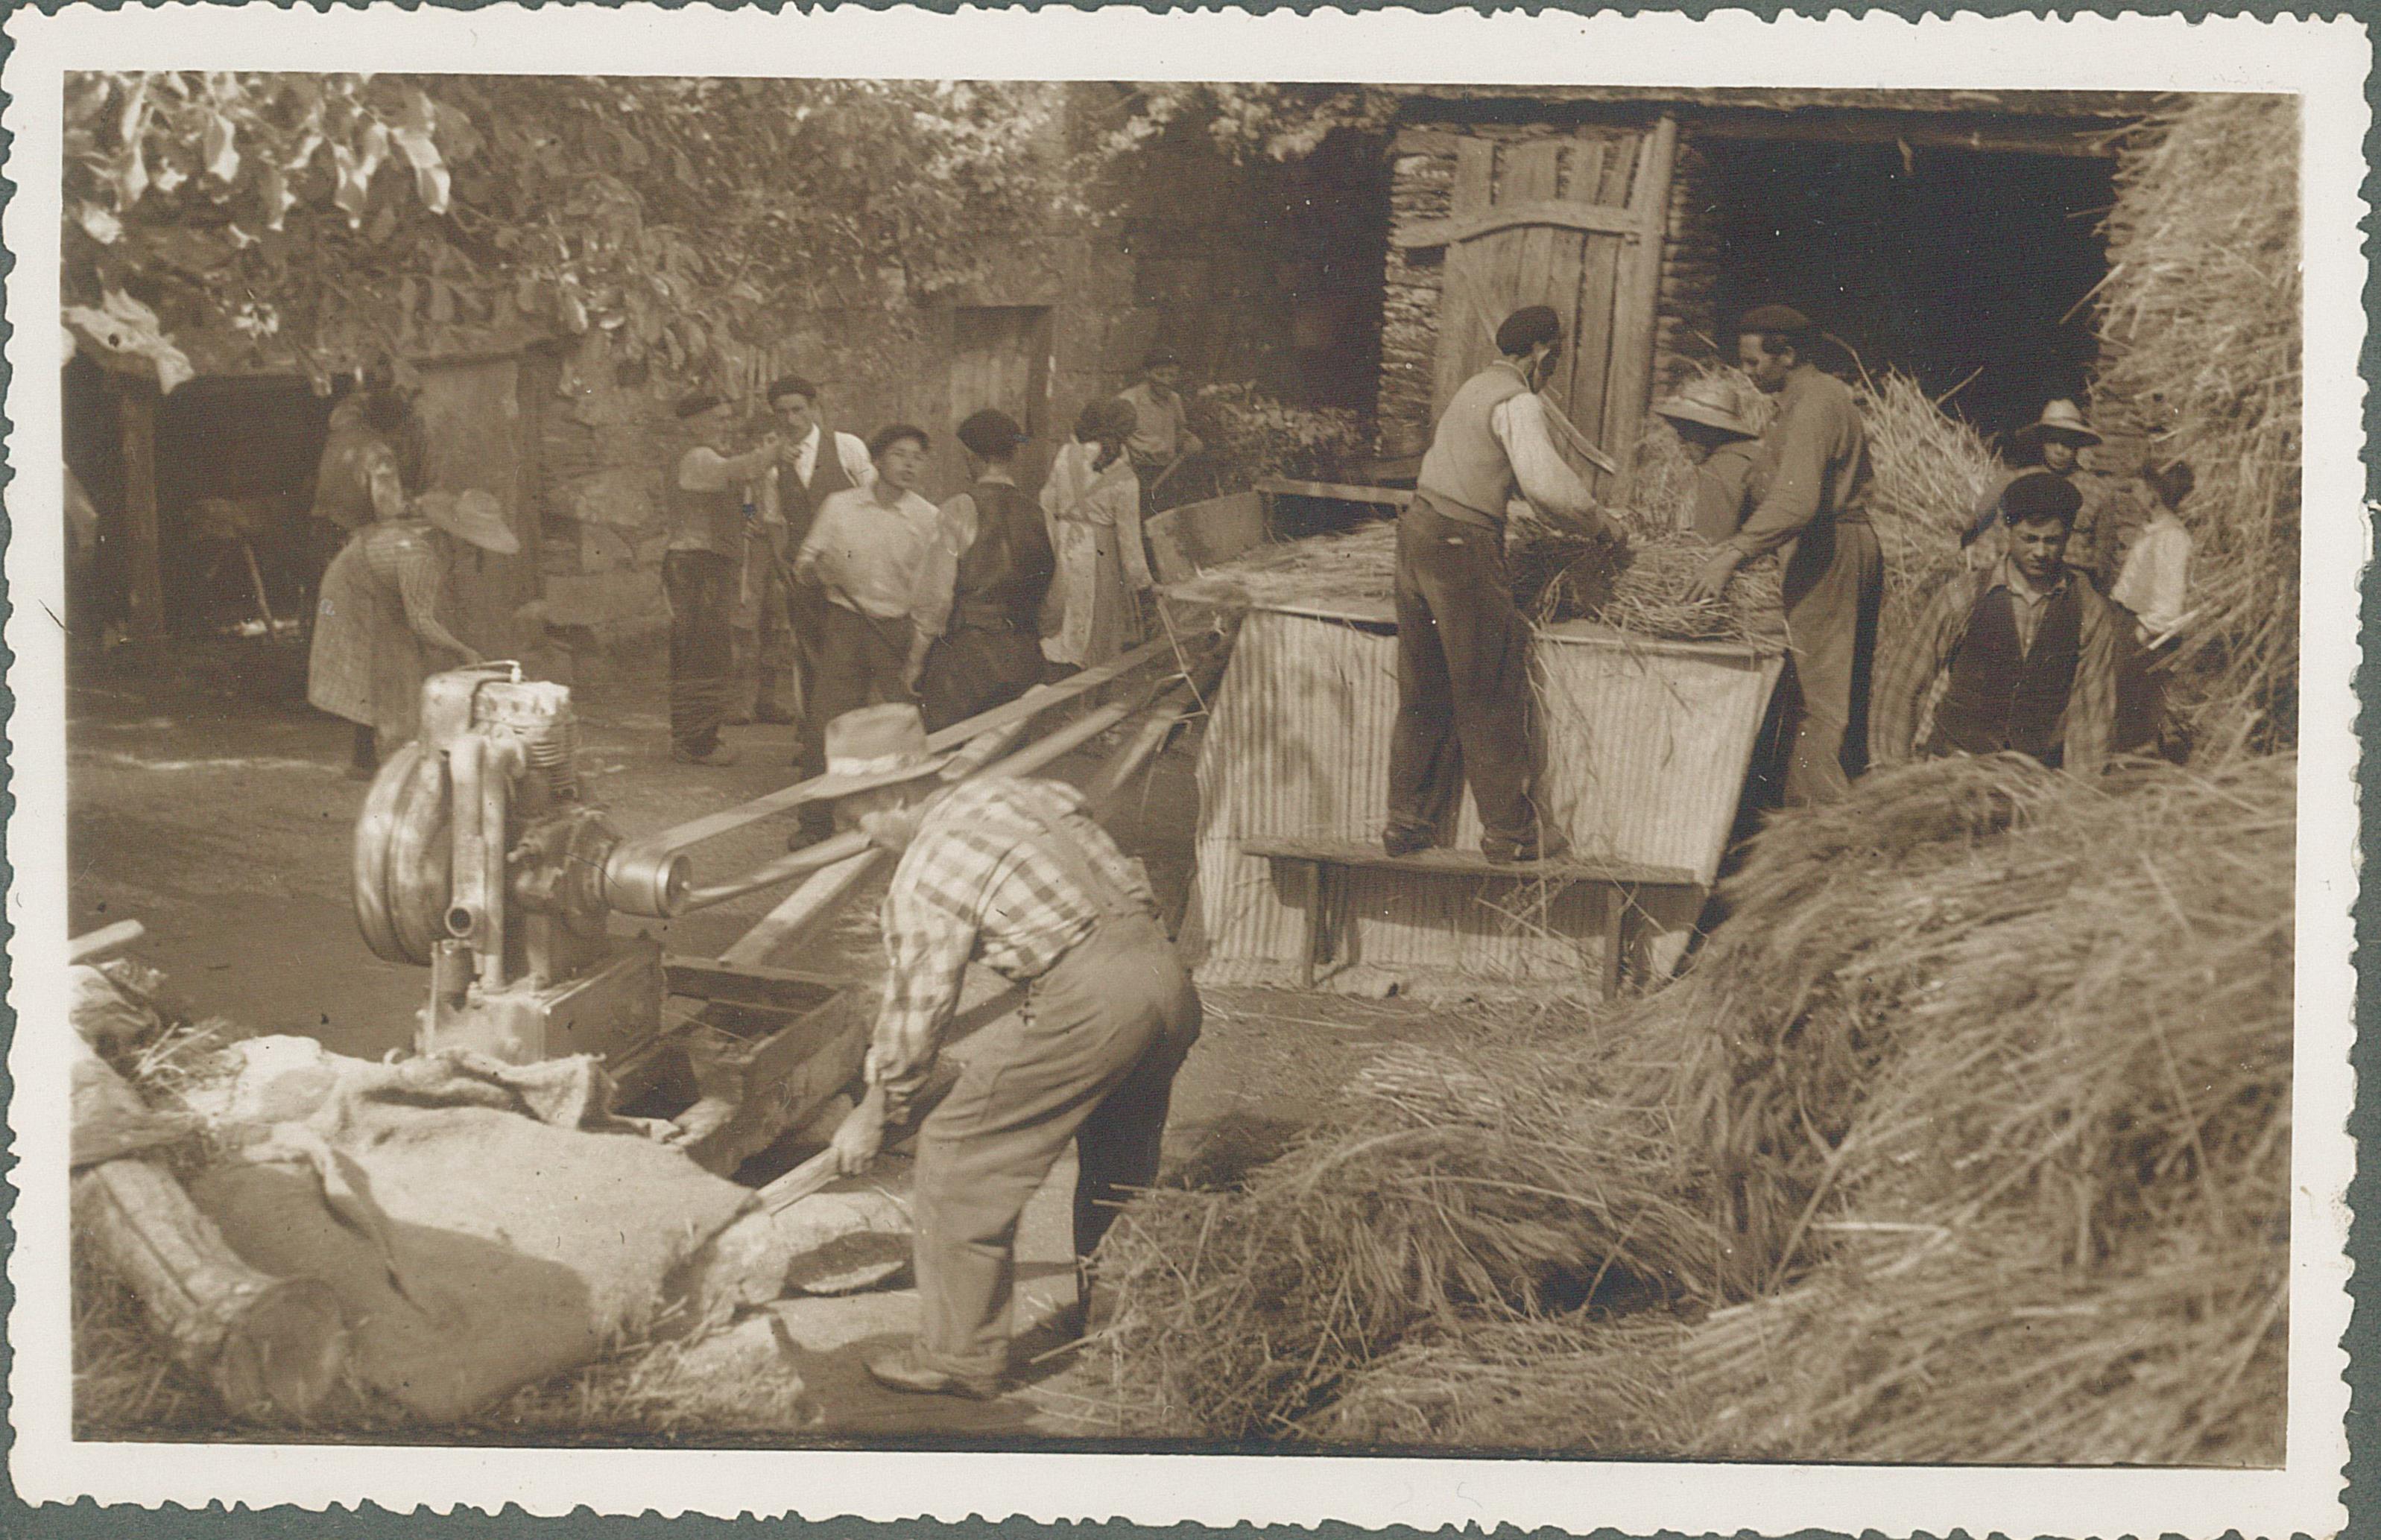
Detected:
[
  {"left": 1386, "top": 304, "right": 1616, "bottom": 864},
  {"left": 1689, "top": 304, "right": 1882, "bottom": 806}
]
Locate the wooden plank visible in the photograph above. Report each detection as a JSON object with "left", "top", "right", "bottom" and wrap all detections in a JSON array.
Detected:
[
  {"left": 1606, "top": 113, "right": 1681, "bottom": 516},
  {"left": 1242, "top": 835, "right": 1701, "bottom": 890},
  {"left": 1505, "top": 142, "right": 1567, "bottom": 374},
  {"left": 663, "top": 957, "right": 843, "bottom": 1012},
  {"left": 1252, "top": 478, "right": 1415, "bottom": 507},
  {"left": 1392, "top": 196, "right": 1644, "bottom": 250},
  {"left": 1430, "top": 137, "right": 1499, "bottom": 419},
  {"left": 116, "top": 378, "right": 164, "bottom": 644},
  {"left": 1570, "top": 139, "right": 1629, "bottom": 495},
  {"left": 717, "top": 849, "right": 885, "bottom": 970}
]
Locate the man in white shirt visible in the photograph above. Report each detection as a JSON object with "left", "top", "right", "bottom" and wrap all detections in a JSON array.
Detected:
[
  {"left": 791, "top": 423, "right": 960, "bottom": 839},
  {"left": 748, "top": 376, "right": 876, "bottom": 726},
  {"left": 1387, "top": 305, "right": 1616, "bottom": 864},
  {"left": 1118, "top": 346, "right": 1204, "bottom": 516}
]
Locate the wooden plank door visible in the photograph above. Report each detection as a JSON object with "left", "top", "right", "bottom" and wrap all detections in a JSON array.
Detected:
[
  {"left": 413, "top": 355, "right": 528, "bottom": 659},
  {"left": 1401, "top": 116, "right": 1678, "bottom": 504},
  {"left": 948, "top": 305, "right": 1055, "bottom": 492}
]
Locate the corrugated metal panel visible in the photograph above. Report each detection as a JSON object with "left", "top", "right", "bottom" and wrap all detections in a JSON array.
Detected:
[{"left": 1193, "top": 607, "right": 1783, "bottom": 992}]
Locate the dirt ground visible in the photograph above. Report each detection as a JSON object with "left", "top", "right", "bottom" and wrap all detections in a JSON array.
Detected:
[{"left": 66, "top": 636, "right": 1466, "bottom": 1443}]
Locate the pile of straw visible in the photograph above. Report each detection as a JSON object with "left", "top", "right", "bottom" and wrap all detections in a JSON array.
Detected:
[
  {"left": 1097, "top": 752, "right": 2292, "bottom": 1461},
  {"left": 2094, "top": 94, "right": 2301, "bottom": 758},
  {"left": 1853, "top": 371, "right": 2002, "bottom": 615}
]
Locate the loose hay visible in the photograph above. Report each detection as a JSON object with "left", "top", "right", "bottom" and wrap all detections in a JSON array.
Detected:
[
  {"left": 2094, "top": 94, "right": 2301, "bottom": 758},
  {"left": 1098, "top": 753, "right": 2292, "bottom": 1462}
]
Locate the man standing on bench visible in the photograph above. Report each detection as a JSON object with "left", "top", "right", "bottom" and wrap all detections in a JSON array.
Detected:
[{"left": 1387, "top": 304, "right": 1616, "bottom": 864}]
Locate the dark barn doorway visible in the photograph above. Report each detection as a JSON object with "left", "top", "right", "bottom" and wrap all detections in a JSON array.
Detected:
[
  {"left": 65, "top": 353, "right": 338, "bottom": 651},
  {"left": 1698, "top": 136, "right": 2116, "bottom": 444}
]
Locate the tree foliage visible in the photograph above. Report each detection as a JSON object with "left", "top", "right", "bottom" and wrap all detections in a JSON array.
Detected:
[
  {"left": 63, "top": 73, "right": 1078, "bottom": 386},
  {"left": 1104, "top": 83, "right": 1400, "bottom": 163}
]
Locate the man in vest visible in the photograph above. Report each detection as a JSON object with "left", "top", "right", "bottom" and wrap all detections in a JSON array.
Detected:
[
  {"left": 1687, "top": 304, "right": 1882, "bottom": 805},
  {"left": 1388, "top": 304, "right": 1614, "bottom": 864},
  {"left": 820, "top": 703, "right": 1201, "bottom": 1398},
  {"left": 665, "top": 393, "right": 781, "bottom": 766},
  {"left": 753, "top": 375, "right": 876, "bottom": 726},
  {"left": 1871, "top": 469, "right": 2121, "bottom": 774},
  {"left": 917, "top": 408, "right": 1057, "bottom": 731}
]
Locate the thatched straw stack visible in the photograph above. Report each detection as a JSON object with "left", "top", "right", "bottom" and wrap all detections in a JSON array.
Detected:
[
  {"left": 2093, "top": 94, "right": 2301, "bottom": 758},
  {"left": 1096, "top": 752, "right": 2292, "bottom": 1462},
  {"left": 1853, "top": 371, "right": 2002, "bottom": 617}
]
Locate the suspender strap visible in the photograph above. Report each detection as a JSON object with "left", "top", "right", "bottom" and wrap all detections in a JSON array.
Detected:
[{"left": 946, "top": 798, "right": 1143, "bottom": 922}]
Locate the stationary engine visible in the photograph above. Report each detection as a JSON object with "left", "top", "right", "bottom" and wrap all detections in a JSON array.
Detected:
[{"left": 352, "top": 664, "right": 677, "bottom": 1065}]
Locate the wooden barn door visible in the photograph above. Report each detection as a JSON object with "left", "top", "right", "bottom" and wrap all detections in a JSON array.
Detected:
[
  {"left": 1400, "top": 115, "right": 1677, "bottom": 503},
  {"left": 949, "top": 305, "right": 1055, "bottom": 492}
]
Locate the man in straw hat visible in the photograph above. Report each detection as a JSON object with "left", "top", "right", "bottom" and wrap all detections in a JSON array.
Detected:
[
  {"left": 666, "top": 391, "right": 783, "bottom": 767},
  {"left": 1388, "top": 302, "right": 1618, "bottom": 864},
  {"left": 1961, "top": 398, "right": 2109, "bottom": 578},
  {"left": 308, "top": 484, "right": 515, "bottom": 778},
  {"left": 1689, "top": 303, "right": 1882, "bottom": 805},
  {"left": 917, "top": 408, "right": 1057, "bottom": 731},
  {"left": 1872, "top": 469, "right": 2121, "bottom": 775},
  {"left": 818, "top": 703, "right": 1201, "bottom": 1398},
  {"left": 1653, "top": 373, "right": 1769, "bottom": 544}
]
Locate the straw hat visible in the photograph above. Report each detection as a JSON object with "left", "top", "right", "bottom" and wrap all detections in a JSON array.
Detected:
[
  {"left": 420, "top": 488, "right": 519, "bottom": 555},
  {"left": 812, "top": 703, "right": 950, "bottom": 801},
  {"left": 1654, "top": 376, "right": 1761, "bottom": 440},
  {"left": 2013, "top": 399, "right": 2103, "bottom": 449}
]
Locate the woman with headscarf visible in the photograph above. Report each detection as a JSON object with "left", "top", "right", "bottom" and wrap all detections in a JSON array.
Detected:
[
  {"left": 1040, "top": 397, "right": 1149, "bottom": 671},
  {"left": 308, "top": 478, "right": 516, "bottom": 777}
]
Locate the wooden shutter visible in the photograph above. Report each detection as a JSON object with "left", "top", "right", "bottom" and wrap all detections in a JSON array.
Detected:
[
  {"left": 949, "top": 305, "right": 1056, "bottom": 489},
  {"left": 1397, "top": 115, "right": 1678, "bottom": 502}
]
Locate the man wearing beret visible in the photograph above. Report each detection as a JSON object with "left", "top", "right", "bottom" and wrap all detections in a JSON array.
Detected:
[
  {"left": 666, "top": 393, "right": 782, "bottom": 766},
  {"left": 1388, "top": 303, "right": 1618, "bottom": 864},
  {"left": 1688, "top": 305, "right": 1883, "bottom": 805},
  {"left": 1871, "top": 469, "right": 2122, "bottom": 773},
  {"left": 917, "top": 408, "right": 1057, "bottom": 730}
]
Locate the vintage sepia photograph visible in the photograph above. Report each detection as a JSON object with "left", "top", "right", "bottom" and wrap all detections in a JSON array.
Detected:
[{"left": 4, "top": 7, "right": 2362, "bottom": 1534}]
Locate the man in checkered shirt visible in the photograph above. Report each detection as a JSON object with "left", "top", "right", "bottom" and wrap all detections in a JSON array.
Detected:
[{"left": 821, "top": 703, "right": 1202, "bottom": 1399}]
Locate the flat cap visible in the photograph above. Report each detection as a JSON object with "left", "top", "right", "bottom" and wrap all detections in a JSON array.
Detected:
[
  {"left": 674, "top": 391, "right": 727, "bottom": 419},
  {"left": 957, "top": 408, "right": 1027, "bottom": 458},
  {"left": 1495, "top": 305, "right": 1563, "bottom": 355},
  {"left": 1736, "top": 304, "right": 1815, "bottom": 335},
  {"left": 1999, "top": 468, "right": 2084, "bottom": 527}
]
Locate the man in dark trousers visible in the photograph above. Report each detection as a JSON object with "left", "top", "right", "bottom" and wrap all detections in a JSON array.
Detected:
[
  {"left": 665, "top": 393, "right": 780, "bottom": 766},
  {"left": 1387, "top": 304, "right": 1616, "bottom": 864},
  {"left": 917, "top": 408, "right": 1056, "bottom": 731},
  {"left": 755, "top": 375, "right": 876, "bottom": 726},
  {"left": 1687, "top": 304, "right": 1882, "bottom": 805},
  {"left": 1871, "top": 469, "right": 2121, "bottom": 775},
  {"left": 822, "top": 703, "right": 1201, "bottom": 1398}
]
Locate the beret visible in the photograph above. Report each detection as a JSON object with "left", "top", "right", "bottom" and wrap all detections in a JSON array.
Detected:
[
  {"left": 1736, "top": 304, "right": 1815, "bottom": 335},
  {"left": 674, "top": 391, "right": 726, "bottom": 419},
  {"left": 1494, "top": 305, "right": 1563, "bottom": 355},
  {"left": 1999, "top": 469, "right": 2084, "bottom": 527},
  {"left": 765, "top": 374, "right": 820, "bottom": 406},
  {"left": 957, "top": 408, "right": 1027, "bottom": 457}
]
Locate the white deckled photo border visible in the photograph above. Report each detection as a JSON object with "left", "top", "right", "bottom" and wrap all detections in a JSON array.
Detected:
[{"left": 1, "top": 5, "right": 2365, "bottom": 1534}]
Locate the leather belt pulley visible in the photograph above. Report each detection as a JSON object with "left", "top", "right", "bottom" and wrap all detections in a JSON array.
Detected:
[{"left": 352, "top": 741, "right": 454, "bottom": 966}]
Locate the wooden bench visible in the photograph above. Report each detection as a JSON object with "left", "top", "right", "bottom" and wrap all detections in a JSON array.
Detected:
[{"left": 1241, "top": 836, "right": 1701, "bottom": 999}]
